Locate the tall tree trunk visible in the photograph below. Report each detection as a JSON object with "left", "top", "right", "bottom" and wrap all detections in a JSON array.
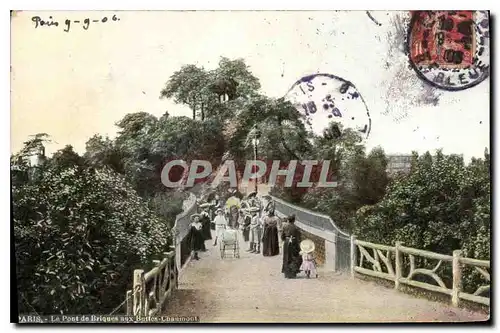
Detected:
[
  {"left": 201, "top": 103, "right": 205, "bottom": 121},
  {"left": 191, "top": 98, "right": 197, "bottom": 120}
]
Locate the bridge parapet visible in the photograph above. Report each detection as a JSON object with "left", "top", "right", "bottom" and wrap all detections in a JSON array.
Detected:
[{"left": 269, "top": 194, "right": 351, "bottom": 272}]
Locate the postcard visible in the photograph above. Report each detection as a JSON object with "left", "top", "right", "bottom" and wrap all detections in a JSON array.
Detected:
[{"left": 11, "top": 10, "right": 490, "bottom": 323}]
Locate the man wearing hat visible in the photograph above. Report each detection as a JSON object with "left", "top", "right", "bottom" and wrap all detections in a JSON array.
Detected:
[
  {"left": 212, "top": 208, "right": 228, "bottom": 246},
  {"left": 248, "top": 207, "right": 262, "bottom": 254}
]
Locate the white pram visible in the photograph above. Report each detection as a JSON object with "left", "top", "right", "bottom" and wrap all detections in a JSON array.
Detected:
[{"left": 220, "top": 228, "right": 240, "bottom": 259}]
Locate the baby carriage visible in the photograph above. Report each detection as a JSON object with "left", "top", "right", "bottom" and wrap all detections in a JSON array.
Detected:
[{"left": 220, "top": 228, "right": 240, "bottom": 259}]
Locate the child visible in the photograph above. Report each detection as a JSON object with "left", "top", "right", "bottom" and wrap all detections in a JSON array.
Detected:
[
  {"left": 213, "top": 208, "right": 228, "bottom": 246},
  {"left": 299, "top": 239, "right": 318, "bottom": 278}
]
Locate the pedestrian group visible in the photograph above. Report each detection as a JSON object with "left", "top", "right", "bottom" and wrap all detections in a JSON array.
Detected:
[{"left": 187, "top": 191, "right": 318, "bottom": 279}]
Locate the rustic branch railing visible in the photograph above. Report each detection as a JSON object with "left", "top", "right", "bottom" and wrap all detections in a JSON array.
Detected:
[
  {"left": 128, "top": 250, "right": 177, "bottom": 316},
  {"left": 350, "top": 236, "right": 490, "bottom": 307},
  {"left": 125, "top": 195, "right": 198, "bottom": 316}
]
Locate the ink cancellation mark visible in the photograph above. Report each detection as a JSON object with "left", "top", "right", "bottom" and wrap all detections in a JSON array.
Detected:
[
  {"left": 284, "top": 73, "right": 372, "bottom": 139},
  {"left": 31, "top": 14, "right": 120, "bottom": 33},
  {"left": 407, "top": 10, "right": 490, "bottom": 91}
]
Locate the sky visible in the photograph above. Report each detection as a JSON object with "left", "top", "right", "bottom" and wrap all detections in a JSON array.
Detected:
[{"left": 11, "top": 10, "right": 490, "bottom": 161}]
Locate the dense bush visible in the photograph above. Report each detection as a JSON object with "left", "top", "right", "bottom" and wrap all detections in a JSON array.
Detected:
[{"left": 13, "top": 161, "right": 175, "bottom": 314}]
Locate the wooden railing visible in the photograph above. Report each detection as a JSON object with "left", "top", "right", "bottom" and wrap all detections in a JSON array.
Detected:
[
  {"left": 127, "top": 250, "right": 178, "bottom": 316},
  {"left": 124, "top": 195, "right": 198, "bottom": 316},
  {"left": 350, "top": 236, "right": 490, "bottom": 307}
]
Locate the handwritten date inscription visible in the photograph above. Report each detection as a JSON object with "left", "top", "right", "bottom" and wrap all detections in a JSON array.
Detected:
[{"left": 31, "top": 15, "right": 120, "bottom": 33}]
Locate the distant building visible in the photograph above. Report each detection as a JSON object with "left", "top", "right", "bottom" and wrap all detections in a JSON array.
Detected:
[{"left": 386, "top": 155, "right": 412, "bottom": 175}]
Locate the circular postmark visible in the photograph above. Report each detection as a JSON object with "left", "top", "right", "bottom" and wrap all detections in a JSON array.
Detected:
[
  {"left": 284, "top": 73, "right": 372, "bottom": 139},
  {"left": 407, "top": 10, "right": 490, "bottom": 91}
]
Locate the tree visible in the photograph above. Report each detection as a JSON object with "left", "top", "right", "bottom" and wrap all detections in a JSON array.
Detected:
[
  {"left": 349, "top": 147, "right": 389, "bottom": 205},
  {"left": 84, "top": 135, "right": 124, "bottom": 174},
  {"left": 211, "top": 57, "right": 261, "bottom": 100},
  {"left": 50, "top": 145, "right": 85, "bottom": 171},
  {"left": 227, "top": 96, "right": 311, "bottom": 167},
  {"left": 160, "top": 65, "right": 210, "bottom": 120},
  {"left": 160, "top": 57, "right": 261, "bottom": 121}
]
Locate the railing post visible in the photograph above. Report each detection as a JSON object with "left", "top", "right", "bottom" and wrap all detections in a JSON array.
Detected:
[
  {"left": 350, "top": 234, "right": 356, "bottom": 278},
  {"left": 452, "top": 250, "right": 462, "bottom": 307},
  {"left": 133, "top": 269, "right": 145, "bottom": 317},
  {"left": 126, "top": 290, "right": 133, "bottom": 315},
  {"left": 174, "top": 228, "right": 181, "bottom": 273},
  {"left": 395, "top": 241, "right": 402, "bottom": 290},
  {"left": 332, "top": 232, "right": 337, "bottom": 272},
  {"left": 168, "top": 245, "right": 178, "bottom": 290}
]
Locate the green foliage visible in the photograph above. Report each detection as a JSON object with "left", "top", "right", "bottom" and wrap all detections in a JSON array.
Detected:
[
  {"left": 213, "top": 57, "right": 261, "bottom": 99},
  {"left": 289, "top": 125, "right": 388, "bottom": 230},
  {"left": 160, "top": 57, "right": 261, "bottom": 121},
  {"left": 228, "top": 96, "right": 312, "bottom": 167},
  {"left": 13, "top": 148, "right": 174, "bottom": 314},
  {"left": 84, "top": 135, "right": 125, "bottom": 174},
  {"left": 160, "top": 65, "right": 210, "bottom": 120},
  {"left": 49, "top": 145, "right": 85, "bottom": 171}
]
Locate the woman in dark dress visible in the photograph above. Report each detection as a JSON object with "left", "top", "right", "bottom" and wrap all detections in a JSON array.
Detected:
[
  {"left": 262, "top": 208, "right": 280, "bottom": 257},
  {"left": 281, "top": 215, "right": 302, "bottom": 278},
  {"left": 241, "top": 211, "right": 251, "bottom": 242},
  {"left": 209, "top": 195, "right": 221, "bottom": 228},
  {"left": 228, "top": 205, "right": 240, "bottom": 229},
  {"left": 200, "top": 210, "right": 212, "bottom": 241},
  {"left": 188, "top": 214, "right": 206, "bottom": 260}
]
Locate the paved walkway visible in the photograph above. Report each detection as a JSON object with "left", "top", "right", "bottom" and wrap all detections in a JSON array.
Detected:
[{"left": 163, "top": 231, "right": 488, "bottom": 323}]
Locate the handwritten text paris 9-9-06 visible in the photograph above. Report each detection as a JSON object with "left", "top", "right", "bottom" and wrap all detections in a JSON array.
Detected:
[{"left": 31, "top": 14, "right": 120, "bottom": 33}]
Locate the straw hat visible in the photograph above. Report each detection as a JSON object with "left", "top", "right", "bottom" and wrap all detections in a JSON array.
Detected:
[
  {"left": 199, "top": 202, "right": 212, "bottom": 208},
  {"left": 190, "top": 213, "right": 201, "bottom": 222},
  {"left": 215, "top": 208, "right": 223, "bottom": 213},
  {"left": 300, "top": 239, "right": 315, "bottom": 253}
]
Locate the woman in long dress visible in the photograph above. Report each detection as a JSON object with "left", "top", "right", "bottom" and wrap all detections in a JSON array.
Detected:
[
  {"left": 262, "top": 209, "right": 280, "bottom": 256},
  {"left": 240, "top": 211, "right": 251, "bottom": 242},
  {"left": 228, "top": 205, "right": 240, "bottom": 229},
  {"left": 188, "top": 214, "right": 206, "bottom": 260},
  {"left": 212, "top": 208, "right": 228, "bottom": 246},
  {"left": 200, "top": 210, "right": 212, "bottom": 241},
  {"left": 281, "top": 215, "right": 302, "bottom": 278}
]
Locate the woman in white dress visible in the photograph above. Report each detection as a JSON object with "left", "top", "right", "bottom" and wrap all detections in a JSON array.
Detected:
[{"left": 212, "top": 208, "right": 228, "bottom": 246}]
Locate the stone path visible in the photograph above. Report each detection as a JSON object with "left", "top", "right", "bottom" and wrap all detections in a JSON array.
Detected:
[{"left": 163, "top": 231, "right": 488, "bottom": 323}]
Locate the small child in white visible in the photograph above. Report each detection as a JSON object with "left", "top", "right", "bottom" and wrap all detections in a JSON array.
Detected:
[{"left": 299, "top": 239, "right": 318, "bottom": 278}]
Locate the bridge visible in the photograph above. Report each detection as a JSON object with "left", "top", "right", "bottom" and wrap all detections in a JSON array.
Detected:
[{"left": 123, "top": 195, "right": 490, "bottom": 323}]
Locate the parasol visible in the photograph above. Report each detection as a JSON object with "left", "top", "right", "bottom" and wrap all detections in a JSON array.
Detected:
[{"left": 225, "top": 196, "right": 241, "bottom": 210}]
